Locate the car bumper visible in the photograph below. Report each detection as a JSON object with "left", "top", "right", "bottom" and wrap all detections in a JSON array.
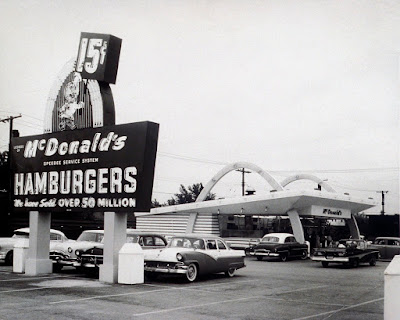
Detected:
[
  {"left": 249, "top": 252, "right": 280, "bottom": 257},
  {"left": 311, "top": 256, "right": 349, "bottom": 263},
  {"left": 51, "top": 258, "right": 78, "bottom": 266},
  {"left": 144, "top": 262, "right": 188, "bottom": 274},
  {"left": 79, "top": 256, "right": 103, "bottom": 268},
  {"left": 81, "top": 263, "right": 98, "bottom": 268}
]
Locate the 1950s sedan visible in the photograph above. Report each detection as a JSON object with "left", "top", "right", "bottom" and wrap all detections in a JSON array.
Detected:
[
  {"left": 0, "top": 228, "right": 74, "bottom": 266},
  {"left": 248, "top": 233, "right": 309, "bottom": 261},
  {"left": 312, "top": 239, "right": 379, "bottom": 268},
  {"left": 78, "top": 231, "right": 168, "bottom": 273},
  {"left": 144, "top": 234, "right": 246, "bottom": 282},
  {"left": 50, "top": 229, "right": 106, "bottom": 271},
  {"left": 368, "top": 237, "right": 400, "bottom": 260}
]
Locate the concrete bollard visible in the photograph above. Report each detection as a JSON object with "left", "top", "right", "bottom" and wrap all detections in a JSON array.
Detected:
[
  {"left": 384, "top": 255, "right": 400, "bottom": 320},
  {"left": 118, "top": 243, "right": 144, "bottom": 284},
  {"left": 13, "top": 239, "right": 29, "bottom": 273}
]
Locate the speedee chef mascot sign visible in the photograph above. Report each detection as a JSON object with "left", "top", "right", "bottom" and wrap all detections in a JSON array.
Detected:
[{"left": 11, "top": 32, "right": 159, "bottom": 213}]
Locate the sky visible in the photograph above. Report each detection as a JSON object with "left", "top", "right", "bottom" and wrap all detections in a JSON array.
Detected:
[{"left": 0, "top": 0, "right": 399, "bottom": 215}]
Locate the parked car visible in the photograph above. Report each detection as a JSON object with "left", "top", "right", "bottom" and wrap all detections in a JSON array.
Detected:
[
  {"left": 368, "top": 237, "right": 400, "bottom": 260},
  {"left": 248, "top": 233, "right": 308, "bottom": 261},
  {"left": 50, "top": 229, "right": 105, "bottom": 271},
  {"left": 0, "top": 228, "right": 73, "bottom": 266},
  {"left": 77, "top": 230, "right": 168, "bottom": 273},
  {"left": 311, "top": 239, "right": 379, "bottom": 268},
  {"left": 144, "top": 234, "right": 246, "bottom": 282},
  {"left": 224, "top": 237, "right": 261, "bottom": 252}
]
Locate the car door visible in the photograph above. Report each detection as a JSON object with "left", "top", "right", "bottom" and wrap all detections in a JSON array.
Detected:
[
  {"left": 49, "top": 232, "right": 64, "bottom": 252},
  {"left": 141, "top": 236, "right": 156, "bottom": 249},
  {"left": 285, "top": 236, "right": 299, "bottom": 257},
  {"left": 215, "top": 239, "right": 232, "bottom": 272},
  {"left": 204, "top": 239, "right": 220, "bottom": 273},
  {"left": 373, "top": 239, "right": 388, "bottom": 259},
  {"left": 386, "top": 239, "right": 400, "bottom": 259}
]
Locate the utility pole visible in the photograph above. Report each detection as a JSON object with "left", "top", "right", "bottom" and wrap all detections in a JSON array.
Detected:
[
  {"left": 376, "top": 191, "right": 389, "bottom": 215},
  {"left": 0, "top": 114, "right": 21, "bottom": 218},
  {"left": 0, "top": 114, "right": 22, "bottom": 147},
  {"left": 236, "top": 168, "right": 251, "bottom": 196}
]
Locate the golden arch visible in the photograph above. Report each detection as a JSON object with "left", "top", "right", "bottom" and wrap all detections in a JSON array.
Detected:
[
  {"left": 196, "top": 162, "right": 283, "bottom": 202},
  {"left": 280, "top": 174, "right": 336, "bottom": 192}
]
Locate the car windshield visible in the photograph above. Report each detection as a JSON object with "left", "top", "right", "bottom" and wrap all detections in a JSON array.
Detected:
[
  {"left": 374, "top": 239, "right": 386, "bottom": 245},
  {"left": 12, "top": 232, "right": 29, "bottom": 239},
  {"left": 169, "top": 237, "right": 205, "bottom": 249},
  {"left": 126, "top": 235, "right": 139, "bottom": 243},
  {"left": 261, "top": 236, "right": 280, "bottom": 243},
  {"left": 77, "top": 232, "right": 104, "bottom": 242},
  {"left": 337, "top": 240, "right": 364, "bottom": 249}
]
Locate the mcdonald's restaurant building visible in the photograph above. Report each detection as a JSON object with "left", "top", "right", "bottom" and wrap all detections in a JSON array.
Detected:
[{"left": 136, "top": 162, "right": 377, "bottom": 247}]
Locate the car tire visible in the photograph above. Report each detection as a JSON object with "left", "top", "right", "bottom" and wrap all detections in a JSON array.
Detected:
[
  {"left": 321, "top": 261, "right": 329, "bottom": 268},
  {"left": 225, "top": 268, "right": 236, "bottom": 277},
  {"left": 280, "top": 253, "right": 288, "bottom": 262},
  {"left": 300, "top": 250, "right": 308, "bottom": 260},
  {"left": 145, "top": 272, "right": 158, "bottom": 280},
  {"left": 52, "top": 264, "right": 63, "bottom": 272},
  {"left": 256, "top": 256, "right": 263, "bottom": 261},
  {"left": 5, "top": 251, "right": 13, "bottom": 266},
  {"left": 75, "top": 266, "right": 85, "bottom": 273},
  {"left": 350, "top": 259, "right": 359, "bottom": 268},
  {"left": 369, "top": 257, "right": 377, "bottom": 266},
  {"left": 186, "top": 263, "right": 198, "bottom": 282}
]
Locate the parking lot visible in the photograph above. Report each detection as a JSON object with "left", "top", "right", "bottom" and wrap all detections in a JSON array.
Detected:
[{"left": 0, "top": 258, "right": 386, "bottom": 320}]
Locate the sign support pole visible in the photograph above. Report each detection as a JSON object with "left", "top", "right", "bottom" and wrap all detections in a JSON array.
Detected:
[
  {"left": 25, "top": 211, "right": 53, "bottom": 275},
  {"left": 99, "top": 211, "right": 127, "bottom": 283}
]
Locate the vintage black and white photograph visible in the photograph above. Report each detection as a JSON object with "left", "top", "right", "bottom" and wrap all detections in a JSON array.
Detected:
[{"left": 0, "top": 1, "right": 399, "bottom": 319}]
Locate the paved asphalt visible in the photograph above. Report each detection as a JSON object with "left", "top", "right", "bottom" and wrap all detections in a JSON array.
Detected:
[{"left": 0, "top": 257, "right": 387, "bottom": 320}]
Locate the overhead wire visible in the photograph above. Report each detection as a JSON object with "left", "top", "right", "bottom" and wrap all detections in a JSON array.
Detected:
[{"left": 157, "top": 151, "right": 398, "bottom": 174}]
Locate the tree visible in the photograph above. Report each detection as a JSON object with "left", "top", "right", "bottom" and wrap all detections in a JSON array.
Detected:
[
  {"left": 151, "top": 199, "right": 163, "bottom": 208},
  {"left": 152, "top": 183, "right": 216, "bottom": 207},
  {"left": 169, "top": 183, "right": 215, "bottom": 205}
]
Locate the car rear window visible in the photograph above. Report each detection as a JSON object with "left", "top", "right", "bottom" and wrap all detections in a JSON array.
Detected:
[
  {"left": 12, "top": 232, "right": 29, "bottom": 239},
  {"left": 77, "top": 232, "right": 103, "bottom": 242},
  {"left": 154, "top": 237, "right": 166, "bottom": 246},
  {"left": 169, "top": 237, "right": 205, "bottom": 249},
  {"left": 262, "top": 236, "right": 279, "bottom": 243}
]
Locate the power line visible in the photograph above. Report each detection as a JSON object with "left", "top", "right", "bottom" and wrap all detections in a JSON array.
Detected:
[
  {"left": 157, "top": 151, "right": 228, "bottom": 165},
  {"left": 157, "top": 152, "right": 398, "bottom": 174},
  {"left": 327, "top": 181, "right": 392, "bottom": 193},
  {"left": 0, "top": 114, "right": 22, "bottom": 143},
  {"left": 0, "top": 109, "right": 43, "bottom": 123}
]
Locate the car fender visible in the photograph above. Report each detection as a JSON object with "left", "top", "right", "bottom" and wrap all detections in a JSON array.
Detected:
[
  {"left": 180, "top": 251, "right": 219, "bottom": 274},
  {"left": 348, "top": 250, "right": 379, "bottom": 262},
  {"left": 276, "top": 246, "right": 290, "bottom": 254}
]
